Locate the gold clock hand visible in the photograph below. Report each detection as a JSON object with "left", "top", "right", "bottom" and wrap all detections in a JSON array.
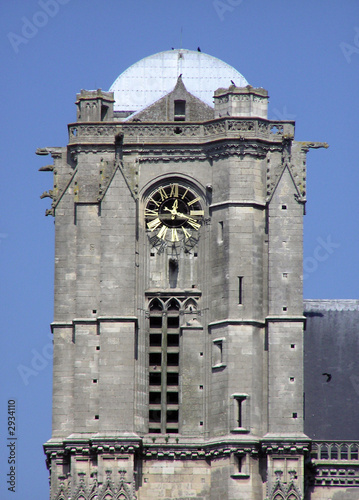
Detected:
[{"left": 164, "top": 206, "right": 177, "bottom": 219}]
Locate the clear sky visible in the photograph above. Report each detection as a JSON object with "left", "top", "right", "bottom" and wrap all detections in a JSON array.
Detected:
[{"left": 1, "top": 1, "right": 358, "bottom": 498}]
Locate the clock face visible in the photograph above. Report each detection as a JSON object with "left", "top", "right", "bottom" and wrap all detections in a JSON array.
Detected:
[{"left": 145, "top": 183, "right": 204, "bottom": 248}]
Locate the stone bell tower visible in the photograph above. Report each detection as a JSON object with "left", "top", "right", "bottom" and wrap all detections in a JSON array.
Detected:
[{"left": 39, "top": 49, "right": 327, "bottom": 500}]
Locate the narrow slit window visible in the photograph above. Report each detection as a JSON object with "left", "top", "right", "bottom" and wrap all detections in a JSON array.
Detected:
[
  {"left": 231, "top": 394, "right": 248, "bottom": 432},
  {"left": 238, "top": 276, "right": 243, "bottom": 304},
  {"left": 218, "top": 221, "right": 224, "bottom": 243},
  {"left": 236, "top": 455, "right": 243, "bottom": 473},
  {"left": 237, "top": 399, "right": 243, "bottom": 427}
]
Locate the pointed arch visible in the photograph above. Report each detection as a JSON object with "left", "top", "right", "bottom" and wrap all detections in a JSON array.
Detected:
[
  {"left": 166, "top": 297, "right": 180, "bottom": 311},
  {"left": 330, "top": 444, "right": 338, "bottom": 459},
  {"left": 340, "top": 444, "right": 348, "bottom": 459},
  {"left": 184, "top": 298, "right": 197, "bottom": 312},
  {"left": 320, "top": 444, "right": 329, "bottom": 459},
  {"left": 350, "top": 444, "right": 358, "bottom": 459},
  {"left": 273, "top": 493, "right": 285, "bottom": 500},
  {"left": 149, "top": 298, "right": 164, "bottom": 312}
]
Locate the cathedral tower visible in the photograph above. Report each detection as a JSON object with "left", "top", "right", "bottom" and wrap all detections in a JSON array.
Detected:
[{"left": 39, "top": 49, "right": 326, "bottom": 500}]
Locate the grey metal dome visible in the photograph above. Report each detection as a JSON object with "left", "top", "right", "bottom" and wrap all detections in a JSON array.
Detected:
[{"left": 109, "top": 49, "right": 248, "bottom": 112}]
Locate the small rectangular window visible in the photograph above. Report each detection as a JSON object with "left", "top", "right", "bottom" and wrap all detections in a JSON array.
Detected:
[
  {"left": 167, "top": 353, "right": 179, "bottom": 366},
  {"left": 149, "top": 409, "right": 161, "bottom": 422},
  {"left": 149, "top": 392, "right": 161, "bottom": 404},
  {"left": 149, "top": 373, "right": 161, "bottom": 386},
  {"left": 167, "top": 316, "right": 179, "bottom": 329},
  {"left": 174, "top": 100, "right": 186, "bottom": 121},
  {"left": 150, "top": 316, "right": 162, "bottom": 329},
  {"left": 150, "top": 333, "right": 162, "bottom": 346},
  {"left": 167, "top": 392, "right": 179, "bottom": 404},
  {"left": 167, "top": 373, "right": 179, "bottom": 386},
  {"left": 166, "top": 409, "right": 179, "bottom": 422},
  {"left": 167, "top": 334, "right": 179, "bottom": 346},
  {"left": 149, "top": 353, "right": 161, "bottom": 365}
]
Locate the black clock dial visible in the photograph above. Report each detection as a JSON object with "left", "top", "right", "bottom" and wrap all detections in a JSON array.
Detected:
[{"left": 145, "top": 183, "right": 204, "bottom": 246}]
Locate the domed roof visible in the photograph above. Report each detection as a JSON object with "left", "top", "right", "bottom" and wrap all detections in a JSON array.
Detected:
[{"left": 109, "top": 49, "right": 248, "bottom": 112}]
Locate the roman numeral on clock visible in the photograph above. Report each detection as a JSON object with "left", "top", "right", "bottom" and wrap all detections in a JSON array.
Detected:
[
  {"left": 169, "top": 183, "right": 179, "bottom": 198},
  {"left": 147, "top": 218, "right": 162, "bottom": 231}
]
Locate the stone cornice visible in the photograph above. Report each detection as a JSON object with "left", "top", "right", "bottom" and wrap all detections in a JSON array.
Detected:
[
  {"left": 51, "top": 316, "right": 138, "bottom": 332},
  {"left": 67, "top": 118, "right": 294, "bottom": 151},
  {"left": 208, "top": 319, "right": 266, "bottom": 328},
  {"left": 210, "top": 200, "right": 266, "bottom": 209},
  {"left": 266, "top": 315, "right": 306, "bottom": 323},
  {"left": 44, "top": 435, "right": 317, "bottom": 464}
]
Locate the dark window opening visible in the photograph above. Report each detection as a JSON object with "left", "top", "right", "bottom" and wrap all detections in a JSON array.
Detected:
[
  {"left": 149, "top": 392, "right": 161, "bottom": 405},
  {"left": 167, "top": 392, "right": 179, "bottom": 404},
  {"left": 320, "top": 446, "right": 329, "bottom": 459},
  {"left": 174, "top": 100, "right": 186, "bottom": 121},
  {"left": 238, "top": 276, "right": 243, "bottom": 304},
  {"left": 148, "top": 298, "right": 181, "bottom": 434},
  {"left": 149, "top": 373, "right": 161, "bottom": 385},
  {"left": 167, "top": 373, "right": 179, "bottom": 385},
  {"left": 236, "top": 455, "right": 243, "bottom": 473},
  {"left": 150, "top": 316, "right": 162, "bottom": 329},
  {"left": 167, "top": 334, "right": 179, "bottom": 346},
  {"left": 149, "top": 353, "right": 161, "bottom": 365},
  {"left": 150, "top": 334, "right": 162, "bottom": 346},
  {"left": 167, "top": 316, "right": 180, "bottom": 329},
  {"left": 237, "top": 399, "right": 242, "bottom": 427},
  {"left": 169, "top": 258, "right": 178, "bottom": 288},
  {"left": 167, "top": 353, "right": 179, "bottom": 366},
  {"left": 149, "top": 409, "right": 161, "bottom": 422},
  {"left": 166, "top": 409, "right": 179, "bottom": 422},
  {"left": 101, "top": 104, "right": 109, "bottom": 121}
]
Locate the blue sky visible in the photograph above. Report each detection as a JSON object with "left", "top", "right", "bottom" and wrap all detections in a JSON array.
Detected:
[{"left": 1, "top": 1, "right": 358, "bottom": 498}]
